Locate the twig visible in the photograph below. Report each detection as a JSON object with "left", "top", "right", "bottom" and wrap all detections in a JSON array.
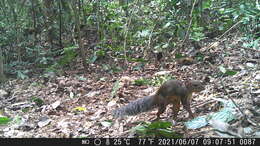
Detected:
[{"left": 217, "top": 21, "right": 242, "bottom": 40}]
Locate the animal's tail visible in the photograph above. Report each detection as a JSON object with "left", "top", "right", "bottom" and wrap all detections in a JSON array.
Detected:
[{"left": 113, "top": 95, "right": 157, "bottom": 118}]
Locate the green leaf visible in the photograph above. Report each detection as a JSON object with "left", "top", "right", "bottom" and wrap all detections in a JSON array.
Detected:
[
  {"left": 17, "top": 71, "right": 29, "bottom": 79},
  {"left": 96, "top": 50, "right": 106, "bottom": 57},
  {"left": 131, "top": 124, "right": 147, "bottom": 134},
  {"left": 132, "top": 121, "right": 182, "bottom": 138},
  {"left": 148, "top": 121, "right": 172, "bottom": 129},
  {"left": 219, "top": 66, "right": 237, "bottom": 76},
  {"left": 225, "top": 70, "right": 237, "bottom": 76},
  {"left": 134, "top": 78, "right": 150, "bottom": 86},
  {"left": 58, "top": 46, "right": 77, "bottom": 66},
  {"left": 0, "top": 116, "right": 11, "bottom": 125},
  {"left": 175, "top": 53, "right": 185, "bottom": 59},
  {"left": 156, "top": 129, "right": 180, "bottom": 138},
  {"left": 31, "top": 97, "right": 44, "bottom": 106},
  {"left": 202, "top": 0, "right": 211, "bottom": 9}
]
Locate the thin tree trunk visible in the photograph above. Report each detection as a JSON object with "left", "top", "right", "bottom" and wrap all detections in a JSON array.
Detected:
[{"left": 0, "top": 49, "right": 6, "bottom": 83}]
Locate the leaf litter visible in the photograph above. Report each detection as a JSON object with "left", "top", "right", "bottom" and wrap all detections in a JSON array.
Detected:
[{"left": 0, "top": 35, "right": 259, "bottom": 138}]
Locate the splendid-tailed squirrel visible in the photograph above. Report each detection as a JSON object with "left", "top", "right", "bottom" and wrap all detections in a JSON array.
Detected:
[{"left": 113, "top": 79, "right": 205, "bottom": 120}]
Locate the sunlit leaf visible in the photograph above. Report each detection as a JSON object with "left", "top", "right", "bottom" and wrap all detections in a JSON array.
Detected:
[
  {"left": 0, "top": 116, "right": 11, "bottom": 125},
  {"left": 73, "top": 107, "right": 86, "bottom": 112}
]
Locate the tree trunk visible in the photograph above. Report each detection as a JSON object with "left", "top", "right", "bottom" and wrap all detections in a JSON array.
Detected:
[{"left": 0, "top": 49, "right": 6, "bottom": 83}]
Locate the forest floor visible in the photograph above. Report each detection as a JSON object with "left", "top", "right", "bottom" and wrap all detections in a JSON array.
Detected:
[{"left": 0, "top": 35, "right": 259, "bottom": 138}]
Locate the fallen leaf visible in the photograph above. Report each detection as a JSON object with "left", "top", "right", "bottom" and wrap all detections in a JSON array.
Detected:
[
  {"left": 154, "top": 71, "right": 171, "bottom": 76},
  {"left": 86, "top": 91, "right": 100, "bottom": 97},
  {"left": 38, "top": 117, "right": 52, "bottom": 128},
  {"left": 73, "top": 106, "right": 87, "bottom": 112},
  {"left": 100, "top": 121, "right": 113, "bottom": 127},
  {"left": 51, "top": 100, "right": 61, "bottom": 109},
  {"left": 107, "top": 100, "right": 117, "bottom": 107}
]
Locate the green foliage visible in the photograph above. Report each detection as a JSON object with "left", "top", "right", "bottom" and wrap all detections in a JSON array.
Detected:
[
  {"left": 218, "top": 66, "right": 237, "bottom": 76},
  {"left": 134, "top": 78, "right": 150, "bottom": 86},
  {"left": 242, "top": 37, "right": 259, "bottom": 50},
  {"left": 175, "top": 53, "right": 185, "bottom": 59},
  {"left": 5, "top": 62, "right": 31, "bottom": 79},
  {"left": 22, "top": 107, "right": 30, "bottom": 113},
  {"left": 124, "top": 56, "right": 148, "bottom": 63},
  {"left": 0, "top": 116, "right": 11, "bottom": 125},
  {"left": 1, "top": 0, "right": 259, "bottom": 80},
  {"left": 89, "top": 49, "right": 107, "bottom": 63},
  {"left": 17, "top": 70, "right": 29, "bottom": 79},
  {"left": 195, "top": 52, "right": 205, "bottom": 61},
  {"left": 31, "top": 96, "right": 44, "bottom": 106},
  {"left": 191, "top": 27, "right": 206, "bottom": 41},
  {"left": 45, "top": 63, "right": 60, "bottom": 73},
  {"left": 58, "top": 46, "right": 77, "bottom": 66},
  {"left": 36, "top": 56, "right": 55, "bottom": 68},
  {"left": 132, "top": 121, "right": 182, "bottom": 138}
]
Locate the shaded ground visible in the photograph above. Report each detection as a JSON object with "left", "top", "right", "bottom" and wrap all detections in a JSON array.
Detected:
[{"left": 0, "top": 35, "right": 259, "bottom": 138}]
